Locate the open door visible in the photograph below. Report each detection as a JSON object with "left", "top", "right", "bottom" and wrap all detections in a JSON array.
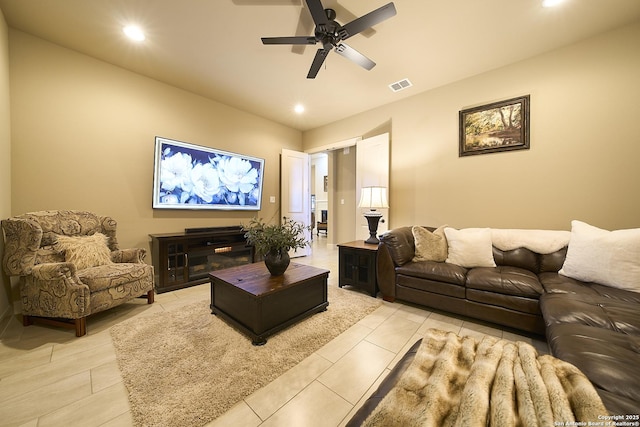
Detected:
[
  {"left": 281, "top": 149, "right": 312, "bottom": 257},
  {"left": 355, "top": 133, "right": 390, "bottom": 241}
]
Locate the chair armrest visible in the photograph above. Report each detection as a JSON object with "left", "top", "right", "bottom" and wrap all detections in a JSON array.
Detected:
[
  {"left": 111, "top": 248, "right": 147, "bottom": 263},
  {"left": 31, "top": 262, "right": 77, "bottom": 281},
  {"left": 26, "top": 263, "right": 90, "bottom": 318}
]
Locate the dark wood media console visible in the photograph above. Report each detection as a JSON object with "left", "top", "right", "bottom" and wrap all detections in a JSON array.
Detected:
[{"left": 149, "top": 226, "right": 255, "bottom": 293}]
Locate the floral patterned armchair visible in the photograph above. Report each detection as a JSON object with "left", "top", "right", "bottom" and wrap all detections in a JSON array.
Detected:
[{"left": 1, "top": 210, "right": 154, "bottom": 336}]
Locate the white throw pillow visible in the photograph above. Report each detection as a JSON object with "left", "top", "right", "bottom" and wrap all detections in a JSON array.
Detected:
[
  {"left": 412, "top": 225, "right": 448, "bottom": 262},
  {"left": 559, "top": 220, "right": 640, "bottom": 293},
  {"left": 444, "top": 228, "right": 496, "bottom": 268}
]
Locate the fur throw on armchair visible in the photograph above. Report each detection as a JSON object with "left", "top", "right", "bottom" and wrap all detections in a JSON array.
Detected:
[{"left": 362, "top": 329, "right": 606, "bottom": 427}]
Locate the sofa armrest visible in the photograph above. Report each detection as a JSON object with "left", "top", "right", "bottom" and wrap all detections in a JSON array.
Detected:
[
  {"left": 377, "top": 243, "right": 397, "bottom": 300},
  {"left": 112, "top": 248, "right": 147, "bottom": 263},
  {"left": 379, "top": 226, "right": 415, "bottom": 266}
]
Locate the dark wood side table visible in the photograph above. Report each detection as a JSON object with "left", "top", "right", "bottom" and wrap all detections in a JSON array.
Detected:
[
  {"left": 209, "top": 262, "right": 329, "bottom": 345},
  {"left": 337, "top": 241, "right": 378, "bottom": 297}
]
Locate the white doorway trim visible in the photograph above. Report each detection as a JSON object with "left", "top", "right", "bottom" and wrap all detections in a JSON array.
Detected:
[
  {"left": 304, "top": 136, "right": 361, "bottom": 154},
  {"left": 280, "top": 149, "right": 311, "bottom": 257}
]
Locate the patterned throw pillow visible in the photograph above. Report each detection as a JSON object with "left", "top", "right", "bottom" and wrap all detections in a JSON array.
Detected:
[
  {"left": 55, "top": 233, "right": 113, "bottom": 270},
  {"left": 412, "top": 225, "right": 448, "bottom": 262}
]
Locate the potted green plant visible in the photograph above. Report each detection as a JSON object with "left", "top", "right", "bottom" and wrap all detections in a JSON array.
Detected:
[{"left": 242, "top": 217, "right": 310, "bottom": 276}]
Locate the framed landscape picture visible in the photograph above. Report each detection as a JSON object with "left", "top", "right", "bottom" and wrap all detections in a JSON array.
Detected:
[{"left": 459, "top": 95, "right": 530, "bottom": 157}]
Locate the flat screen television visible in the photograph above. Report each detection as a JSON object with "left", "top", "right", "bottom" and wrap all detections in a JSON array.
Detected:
[{"left": 153, "top": 136, "right": 264, "bottom": 211}]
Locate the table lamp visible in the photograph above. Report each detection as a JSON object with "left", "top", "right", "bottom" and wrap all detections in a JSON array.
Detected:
[{"left": 358, "top": 186, "right": 389, "bottom": 244}]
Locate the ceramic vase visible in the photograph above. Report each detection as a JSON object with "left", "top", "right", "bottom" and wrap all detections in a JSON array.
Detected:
[{"left": 264, "top": 250, "right": 290, "bottom": 276}]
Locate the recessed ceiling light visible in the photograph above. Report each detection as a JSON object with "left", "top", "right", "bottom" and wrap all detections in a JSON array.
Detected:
[
  {"left": 542, "top": 0, "right": 564, "bottom": 7},
  {"left": 294, "top": 104, "right": 305, "bottom": 114},
  {"left": 123, "top": 25, "right": 145, "bottom": 42}
]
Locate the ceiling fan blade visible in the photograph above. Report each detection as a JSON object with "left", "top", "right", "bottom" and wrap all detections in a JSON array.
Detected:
[
  {"left": 338, "top": 2, "right": 397, "bottom": 40},
  {"left": 305, "top": 0, "right": 328, "bottom": 26},
  {"left": 291, "top": 6, "right": 315, "bottom": 54},
  {"left": 333, "top": 3, "right": 377, "bottom": 38},
  {"left": 335, "top": 43, "right": 376, "bottom": 71},
  {"left": 262, "top": 36, "right": 317, "bottom": 45},
  {"left": 307, "top": 48, "right": 330, "bottom": 79}
]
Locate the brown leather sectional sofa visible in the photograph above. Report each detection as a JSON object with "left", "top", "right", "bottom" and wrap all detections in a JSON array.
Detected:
[{"left": 374, "top": 226, "right": 640, "bottom": 415}]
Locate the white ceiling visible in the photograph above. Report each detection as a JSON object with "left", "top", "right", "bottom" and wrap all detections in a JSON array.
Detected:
[{"left": 1, "top": 0, "right": 640, "bottom": 131}]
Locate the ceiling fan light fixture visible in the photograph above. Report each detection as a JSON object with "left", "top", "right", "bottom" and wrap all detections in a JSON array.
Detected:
[
  {"left": 123, "top": 25, "right": 145, "bottom": 42},
  {"left": 261, "top": 1, "right": 397, "bottom": 79}
]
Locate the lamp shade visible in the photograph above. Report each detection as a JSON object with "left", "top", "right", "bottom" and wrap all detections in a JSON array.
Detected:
[{"left": 358, "top": 186, "right": 389, "bottom": 210}]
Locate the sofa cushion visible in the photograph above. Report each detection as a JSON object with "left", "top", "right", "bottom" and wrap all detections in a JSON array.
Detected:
[
  {"left": 559, "top": 220, "right": 640, "bottom": 293},
  {"left": 492, "top": 247, "right": 539, "bottom": 273},
  {"left": 545, "top": 322, "right": 640, "bottom": 413},
  {"left": 412, "top": 225, "right": 447, "bottom": 262},
  {"left": 396, "top": 261, "right": 467, "bottom": 286},
  {"left": 538, "top": 247, "right": 567, "bottom": 273},
  {"left": 540, "top": 272, "right": 640, "bottom": 304},
  {"left": 466, "top": 266, "right": 543, "bottom": 298},
  {"left": 444, "top": 228, "right": 496, "bottom": 268},
  {"left": 466, "top": 288, "right": 540, "bottom": 314},
  {"left": 539, "top": 272, "right": 605, "bottom": 296},
  {"left": 540, "top": 293, "right": 640, "bottom": 335},
  {"left": 397, "top": 275, "right": 466, "bottom": 298}
]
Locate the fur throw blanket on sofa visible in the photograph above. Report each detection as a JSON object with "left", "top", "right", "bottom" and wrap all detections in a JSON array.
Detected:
[{"left": 362, "top": 329, "right": 606, "bottom": 427}]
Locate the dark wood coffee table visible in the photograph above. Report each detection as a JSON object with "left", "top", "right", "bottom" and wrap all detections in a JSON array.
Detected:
[{"left": 209, "top": 262, "right": 329, "bottom": 345}]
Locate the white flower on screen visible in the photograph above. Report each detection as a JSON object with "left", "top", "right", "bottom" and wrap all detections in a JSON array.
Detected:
[
  {"left": 218, "top": 156, "right": 258, "bottom": 193},
  {"left": 160, "top": 152, "right": 193, "bottom": 192},
  {"left": 190, "top": 163, "right": 221, "bottom": 203}
]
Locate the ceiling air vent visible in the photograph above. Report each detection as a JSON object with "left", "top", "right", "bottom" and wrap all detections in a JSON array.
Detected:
[{"left": 389, "top": 78, "right": 412, "bottom": 93}]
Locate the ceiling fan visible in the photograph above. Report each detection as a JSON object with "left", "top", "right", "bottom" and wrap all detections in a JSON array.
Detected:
[{"left": 261, "top": 0, "right": 397, "bottom": 79}]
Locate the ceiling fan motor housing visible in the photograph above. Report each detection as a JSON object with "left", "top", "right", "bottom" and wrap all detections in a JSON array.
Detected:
[{"left": 315, "top": 9, "right": 341, "bottom": 45}]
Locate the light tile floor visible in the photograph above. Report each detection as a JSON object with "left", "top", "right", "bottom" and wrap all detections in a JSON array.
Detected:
[{"left": 0, "top": 238, "right": 548, "bottom": 427}]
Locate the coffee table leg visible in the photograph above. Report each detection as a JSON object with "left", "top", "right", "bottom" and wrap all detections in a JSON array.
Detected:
[{"left": 252, "top": 336, "right": 267, "bottom": 346}]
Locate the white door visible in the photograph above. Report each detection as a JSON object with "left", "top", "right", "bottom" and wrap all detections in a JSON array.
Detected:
[
  {"left": 355, "top": 133, "right": 390, "bottom": 241},
  {"left": 281, "top": 149, "right": 312, "bottom": 257}
]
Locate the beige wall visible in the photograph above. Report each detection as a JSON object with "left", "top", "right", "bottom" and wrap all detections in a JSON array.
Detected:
[
  {"left": 0, "top": 10, "right": 11, "bottom": 320},
  {"left": 303, "top": 22, "right": 640, "bottom": 232},
  {"left": 9, "top": 30, "right": 302, "bottom": 253}
]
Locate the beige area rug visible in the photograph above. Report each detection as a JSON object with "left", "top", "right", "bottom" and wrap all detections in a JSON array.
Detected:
[{"left": 110, "top": 285, "right": 382, "bottom": 427}]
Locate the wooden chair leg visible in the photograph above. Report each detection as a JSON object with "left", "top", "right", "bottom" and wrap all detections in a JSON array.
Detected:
[
  {"left": 147, "top": 290, "right": 155, "bottom": 304},
  {"left": 75, "top": 318, "right": 87, "bottom": 337},
  {"left": 22, "top": 314, "right": 33, "bottom": 327},
  {"left": 22, "top": 314, "right": 87, "bottom": 337}
]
